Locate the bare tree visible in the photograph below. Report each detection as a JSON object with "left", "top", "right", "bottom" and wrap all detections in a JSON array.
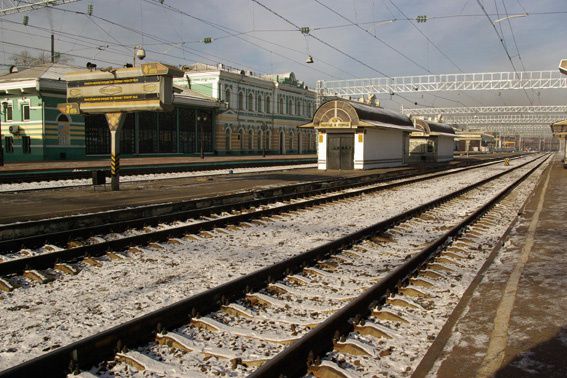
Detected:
[{"left": 10, "top": 50, "right": 73, "bottom": 67}]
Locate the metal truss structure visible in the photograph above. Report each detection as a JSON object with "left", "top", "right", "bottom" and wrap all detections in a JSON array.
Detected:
[
  {"left": 470, "top": 125, "right": 553, "bottom": 138},
  {"left": 446, "top": 114, "right": 564, "bottom": 125},
  {"left": 0, "top": 0, "right": 78, "bottom": 16},
  {"left": 401, "top": 105, "right": 567, "bottom": 116},
  {"left": 316, "top": 71, "right": 567, "bottom": 96}
]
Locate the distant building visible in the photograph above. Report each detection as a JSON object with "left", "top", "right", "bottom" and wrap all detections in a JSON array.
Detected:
[
  {"left": 454, "top": 130, "right": 496, "bottom": 153},
  {"left": 179, "top": 63, "right": 317, "bottom": 155},
  {"left": 300, "top": 98, "right": 418, "bottom": 170}
]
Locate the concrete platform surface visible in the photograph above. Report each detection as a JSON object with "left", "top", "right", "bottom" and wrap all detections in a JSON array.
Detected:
[
  {"left": 0, "top": 166, "right": 413, "bottom": 224},
  {"left": 0, "top": 154, "right": 316, "bottom": 172},
  {"left": 430, "top": 158, "right": 567, "bottom": 377}
]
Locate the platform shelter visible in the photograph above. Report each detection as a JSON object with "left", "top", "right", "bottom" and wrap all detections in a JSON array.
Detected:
[
  {"left": 300, "top": 99, "right": 417, "bottom": 170},
  {"left": 408, "top": 119, "right": 455, "bottom": 163}
]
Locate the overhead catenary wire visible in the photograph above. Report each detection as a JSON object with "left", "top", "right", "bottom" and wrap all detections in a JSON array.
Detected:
[
  {"left": 475, "top": 0, "right": 533, "bottom": 105},
  {"left": 143, "top": 0, "right": 343, "bottom": 79}
]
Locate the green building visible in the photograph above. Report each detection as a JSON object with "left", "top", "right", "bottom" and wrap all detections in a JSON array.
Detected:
[{"left": 0, "top": 63, "right": 223, "bottom": 162}]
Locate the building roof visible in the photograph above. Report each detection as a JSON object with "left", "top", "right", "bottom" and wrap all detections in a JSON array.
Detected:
[
  {"left": 0, "top": 63, "right": 76, "bottom": 83},
  {"left": 173, "top": 86, "right": 223, "bottom": 109},
  {"left": 300, "top": 99, "right": 417, "bottom": 132}
]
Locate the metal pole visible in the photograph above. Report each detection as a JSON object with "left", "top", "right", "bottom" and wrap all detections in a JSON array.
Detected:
[
  {"left": 105, "top": 112, "right": 125, "bottom": 191},
  {"left": 262, "top": 128, "right": 266, "bottom": 157},
  {"left": 199, "top": 112, "right": 205, "bottom": 159},
  {"left": 0, "top": 113, "right": 4, "bottom": 166},
  {"left": 51, "top": 34, "right": 55, "bottom": 63}
]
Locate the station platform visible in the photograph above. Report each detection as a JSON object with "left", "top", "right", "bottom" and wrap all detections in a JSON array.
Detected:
[
  {"left": 0, "top": 154, "right": 518, "bottom": 225},
  {"left": 0, "top": 154, "right": 316, "bottom": 173},
  {"left": 431, "top": 157, "right": 567, "bottom": 377}
]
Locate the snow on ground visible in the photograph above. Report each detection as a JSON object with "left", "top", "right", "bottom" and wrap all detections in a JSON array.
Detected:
[
  {"left": 299, "top": 156, "right": 552, "bottom": 377},
  {"left": 0, "top": 156, "right": 541, "bottom": 370},
  {"left": 107, "top": 163, "right": 539, "bottom": 378},
  {"left": 0, "top": 164, "right": 316, "bottom": 192}
]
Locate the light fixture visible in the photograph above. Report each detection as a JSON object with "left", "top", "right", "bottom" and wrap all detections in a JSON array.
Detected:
[{"left": 493, "top": 13, "right": 528, "bottom": 23}]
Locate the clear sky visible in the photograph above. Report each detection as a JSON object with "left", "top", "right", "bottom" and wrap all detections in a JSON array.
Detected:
[{"left": 1, "top": 0, "right": 566, "bottom": 110}]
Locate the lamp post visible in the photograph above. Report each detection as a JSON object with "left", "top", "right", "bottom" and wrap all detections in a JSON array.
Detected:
[
  {"left": 133, "top": 45, "right": 146, "bottom": 67},
  {"left": 197, "top": 112, "right": 207, "bottom": 159}
]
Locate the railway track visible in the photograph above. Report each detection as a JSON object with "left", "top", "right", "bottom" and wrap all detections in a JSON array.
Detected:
[
  {"left": 1, "top": 156, "right": 515, "bottom": 243},
  {"left": 0, "top": 156, "right": 527, "bottom": 284},
  {"left": 0, "top": 153, "right": 550, "bottom": 377}
]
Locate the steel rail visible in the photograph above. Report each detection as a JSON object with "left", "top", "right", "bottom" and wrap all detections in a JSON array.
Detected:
[
  {"left": 0, "top": 156, "right": 519, "bottom": 253},
  {"left": 251, "top": 155, "right": 551, "bottom": 377},
  {"left": 0, "top": 157, "right": 526, "bottom": 275},
  {"left": 0, "top": 154, "right": 547, "bottom": 378}
]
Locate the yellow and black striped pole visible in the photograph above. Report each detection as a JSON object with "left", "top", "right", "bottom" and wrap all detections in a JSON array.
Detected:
[{"left": 105, "top": 112, "right": 126, "bottom": 191}]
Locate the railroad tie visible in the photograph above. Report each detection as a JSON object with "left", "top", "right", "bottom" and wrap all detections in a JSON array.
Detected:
[
  {"left": 23, "top": 269, "right": 55, "bottom": 284},
  {"left": 308, "top": 360, "right": 355, "bottom": 378},
  {"left": 334, "top": 338, "right": 376, "bottom": 357},
  {"left": 372, "top": 309, "right": 408, "bottom": 324},
  {"left": 106, "top": 251, "right": 126, "bottom": 261},
  {"left": 54, "top": 263, "right": 79, "bottom": 275},
  {"left": 83, "top": 256, "right": 103, "bottom": 267},
  {"left": 0, "top": 277, "right": 15, "bottom": 292}
]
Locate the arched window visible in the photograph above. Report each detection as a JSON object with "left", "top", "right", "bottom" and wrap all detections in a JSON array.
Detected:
[
  {"left": 279, "top": 130, "right": 285, "bottom": 154},
  {"left": 57, "top": 113, "right": 71, "bottom": 146},
  {"left": 296, "top": 100, "right": 301, "bottom": 116},
  {"left": 248, "top": 129, "right": 253, "bottom": 150},
  {"left": 257, "top": 95, "right": 262, "bottom": 113},
  {"left": 308, "top": 102, "right": 312, "bottom": 117},
  {"left": 287, "top": 99, "right": 293, "bottom": 115},
  {"left": 247, "top": 93, "right": 253, "bottom": 111},
  {"left": 238, "top": 92, "right": 244, "bottom": 110},
  {"left": 225, "top": 127, "right": 231, "bottom": 151},
  {"left": 258, "top": 129, "right": 263, "bottom": 150},
  {"left": 278, "top": 97, "right": 284, "bottom": 114},
  {"left": 239, "top": 128, "right": 244, "bottom": 150},
  {"left": 265, "top": 96, "right": 271, "bottom": 113},
  {"left": 225, "top": 89, "right": 231, "bottom": 108}
]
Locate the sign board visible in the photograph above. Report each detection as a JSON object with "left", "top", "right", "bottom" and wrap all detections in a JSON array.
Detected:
[
  {"left": 57, "top": 102, "right": 80, "bottom": 115},
  {"left": 551, "top": 122, "right": 567, "bottom": 136},
  {"left": 61, "top": 62, "right": 183, "bottom": 114},
  {"left": 319, "top": 117, "right": 353, "bottom": 129},
  {"left": 560, "top": 59, "right": 567, "bottom": 75}
]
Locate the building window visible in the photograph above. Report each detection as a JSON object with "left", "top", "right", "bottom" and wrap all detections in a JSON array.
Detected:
[
  {"left": 308, "top": 102, "right": 312, "bottom": 117},
  {"left": 225, "top": 128, "right": 231, "bottom": 151},
  {"left": 265, "top": 96, "right": 271, "bottom": 113},
  {"left": 287, "top": 99, "right": 292, "bottom": 115},
  {"left": 2, "top": 103, "right": 12, "bottom": 121},
  {"left": 257, "top": 95, "right": 262, "bottom": 113},
  {"left": 5, "top": 136, "right": 14, "bottom": 153},
  {"left": 57, "top": 114, "right": 71, "bottom": 146},
  {"left": 238, "top": 129, "right": 244, "bottom": 150},
  {"left": 22, "top": 104, "right": 30, "bottom": 121},
  {"left": 296, "top": 100, "right": 301, "bottom": 116},
  {"left": 247, "top": 93, "right": 253, "bottom": 111},
  {"left": 22, "top": 135, "right": 31, "bottom": 153},
  {"left": 225, "top": 89, "right": 231, "bottom": 108},
  {"left": 278, "top": 97, "right": 283, "bottom": 114},
  {"left": 238, "top": 92, "right": 244, "bottom": 110},
  {"left": 258, "top": 130, "right": 263, "bottom": 150},
  {"left": 248, "top": 129, "right": 253, "bottom": 150}
]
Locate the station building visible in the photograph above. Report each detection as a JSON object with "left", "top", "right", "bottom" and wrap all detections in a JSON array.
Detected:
[
  {"left": 301, "top": 98, "right": 419, "bottom": 170},
  {"left": 408, "top": 118, "right": 456, "bottom": 162},
  {"left": 454, "top": 130, "right": 496, "bottom": 153},
  {"left": 179, "top": 63, "right": 317, "bottom": 155},
  {"left": 0, "top": 63, "right": 316, "bottom": 162}
]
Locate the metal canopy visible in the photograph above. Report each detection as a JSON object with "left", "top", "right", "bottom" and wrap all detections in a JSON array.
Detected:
[
  {"left": 401, "top": 105, "right": 567, "bottom": 116},
  {"left": 316, "top": 71, "right": 567, "bottom": 96}
]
